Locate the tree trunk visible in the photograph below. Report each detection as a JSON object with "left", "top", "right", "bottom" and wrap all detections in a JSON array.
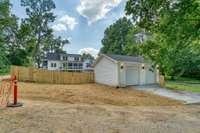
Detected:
[{"left": 35, "top": 31, "right": 41, "bottom": 68}]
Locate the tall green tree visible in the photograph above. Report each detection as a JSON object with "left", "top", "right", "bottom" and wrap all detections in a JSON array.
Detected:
[
  {"left": 21, "top": 0, "right": 56, "bottom": 68},
  {"left": 6, "top": 21, "right": 35, "bottom": 66},
  {"left": 0, "top": 0, "right": 33, "bottom": 66},
  {"left": 101, "top": 17, "right": 132, "bottom": 55},
  {"left": 0, "top": 0, "right": 17, "bottom": 72},
  {"left": 124, "top": 26, "right": 148, "bottom": 56},
  {"left": 125, "top": 0, "right": 200, "bottom": 78},
  {"left": 44, "top": 36, "right": 69, "bottom": 53}
]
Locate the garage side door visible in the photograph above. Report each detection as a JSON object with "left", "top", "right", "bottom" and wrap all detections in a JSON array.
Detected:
[{"left": 126, "top": 66, "right": 139, "bottom": 85}]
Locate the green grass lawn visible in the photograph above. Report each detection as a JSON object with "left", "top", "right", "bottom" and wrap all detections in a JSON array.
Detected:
[
  {"left": 0, "top": 72, "right": 9, "bottom": 76},
  {"left": 0, "top": 69, "right": 9, "bottom": 76},
  {"left": 173, "top": 77, "right": 200, "bottom": 84},
  {"left": 166, "top": 82, "right": 200, "bottom": 93},
  {"left": 166, "top": 77, "right": 200, "bottom": 93}
]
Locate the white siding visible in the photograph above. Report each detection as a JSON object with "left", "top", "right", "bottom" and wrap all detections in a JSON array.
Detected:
[
  {"left": 94, "top": 57, "right": 119, "bottom": 86},
  {"left": 47, "top": 61, "right": 62, "bottom": 71}
]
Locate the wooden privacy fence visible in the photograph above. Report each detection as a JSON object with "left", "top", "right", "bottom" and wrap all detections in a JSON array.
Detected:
[{"left": 11, "top": 66, "right": 94, "bottom": 84}]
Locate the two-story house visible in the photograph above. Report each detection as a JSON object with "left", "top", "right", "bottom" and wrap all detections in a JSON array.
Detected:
[{"left": 44, "top": 52, "right": 93, "bottom": 72}]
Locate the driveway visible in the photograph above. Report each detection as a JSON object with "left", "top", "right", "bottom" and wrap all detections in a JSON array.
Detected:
[{"left": 133, "top": 84, "right": 200, "bottom": 104}]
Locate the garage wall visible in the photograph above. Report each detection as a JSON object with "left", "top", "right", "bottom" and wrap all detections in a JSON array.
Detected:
[
  {"left": 94, "top": 57, "right": 119, "bottom": 86},
  {"left": 122, "top": 63, "right": 157, "bottom": 86}
]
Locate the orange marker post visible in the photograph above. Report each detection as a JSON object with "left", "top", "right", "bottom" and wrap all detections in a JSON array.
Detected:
[{"left": 13, "top": 76, "right": 17, "bottom": 105}]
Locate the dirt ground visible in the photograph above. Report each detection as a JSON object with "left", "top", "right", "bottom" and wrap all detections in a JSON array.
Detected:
[
  {"left": 17, "top": 82, "right": 181, "bottom": 106},
  {"left": 0, "top": 82, "right": 200, "bottom": 133}
]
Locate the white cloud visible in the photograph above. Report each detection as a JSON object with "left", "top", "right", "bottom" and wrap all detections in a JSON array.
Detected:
[
  {"left": 58, "top": 15, "right": 78, "bottom": 30},
  {"left": 77, "top": 0, "right": 122, "bottom": 24},
  {"left": 52, "top": 23, "right": 67, "bottom": 32},
  {"left": 78, "top": 48, "right": 99, "bottom": 58}
]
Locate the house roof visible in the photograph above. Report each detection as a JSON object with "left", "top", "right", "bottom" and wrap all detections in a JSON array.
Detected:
[
  {"left": 106, "top": 54, "right": 144, "bottom": 63},
  {"left": 47, "top": 53, "right": 61, "bottom": 60},
  {"left": 67, "top": 54, "right": 81, "bottom": 57},
  {"left": 94, "top": 54, "right": 144, "bottom": 66},
  {"left": 46, "top": 53, "right": 81, "bottom": 61}
]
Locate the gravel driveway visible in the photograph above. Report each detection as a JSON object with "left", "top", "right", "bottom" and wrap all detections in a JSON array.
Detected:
[{"left": 133, "top": 85, "right": 200, "bottom": 104}]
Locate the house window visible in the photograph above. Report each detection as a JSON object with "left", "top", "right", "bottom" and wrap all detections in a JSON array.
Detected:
[
  {"left": 74, "top": 57, "right": 79, "bottom": 61},
  {"left": 86, "top": 63, "right": 90, "bottom": 67},
  {"left": 63, "top": 56, "right": 67, "bottom": 60},
  {"left": 51, "top": 63, "right": 57, "bottom": 68}
]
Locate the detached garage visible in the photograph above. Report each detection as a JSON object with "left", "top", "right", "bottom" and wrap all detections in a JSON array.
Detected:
[{"left": 94, "top": 54, "right": 159, "bottom": 87}]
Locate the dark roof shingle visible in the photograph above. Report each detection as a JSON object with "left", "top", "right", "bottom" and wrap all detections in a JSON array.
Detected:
[
  {"left": 67, "top": 54, "right": 81, "bottom": 57},
  {"left": 47, "top": 53, "right": 61, "bottom": 60},
  {"left": 46, "top": 53, "right": 82, "bottom": 60},
  {"left": 106, "top": 54, "right": 144, "bottom": 63}
]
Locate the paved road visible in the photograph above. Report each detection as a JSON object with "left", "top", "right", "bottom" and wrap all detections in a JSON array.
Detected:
[{"left": 133, "top": 85, "right": 200, "bottom": 104}]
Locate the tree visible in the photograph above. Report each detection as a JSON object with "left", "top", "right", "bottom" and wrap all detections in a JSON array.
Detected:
[
  {"left": 0, "top": 0, "right": 69, "bottom": 72},
  {"left": 21, "top": 0, "right": 56, "bottom": 68},
  {"left": 44, "top": 36, "right": 69, "bottom": 53},
  {"left": 101, "top": 17, "right": 132, "bottom": 55},
  {"left": 124, "top": 26, "right": 148, "bottom": 56},
  {"left": 125, "top": 0, "right": 200, "bottom": 78},
  {"left": 0, "top": 0, "right": 20, "bottom": 72},
  {"left": 81, "top": 53, "right": 95, "bottom": 61}
]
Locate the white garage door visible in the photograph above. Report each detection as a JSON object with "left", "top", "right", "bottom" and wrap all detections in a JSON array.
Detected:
[
  {"left": 126, "top": 66, "right": 139, "bottom": 85},
  {"left": 146, "top": 69, "right": 156, "bottom": 84}
]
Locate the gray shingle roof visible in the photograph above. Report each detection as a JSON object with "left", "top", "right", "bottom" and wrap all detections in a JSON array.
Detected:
[
  {"left": 46, "top": 53, "right": 82, "bottom": 60},
  {"left": 67, "top": 54, "right": 81, "bottom": 57},
  {"left": 106, "top": 54, "right": 144, "bottom": 63},
  {"left": 47, "top": 53, "right": 61, "bottom": 60}
]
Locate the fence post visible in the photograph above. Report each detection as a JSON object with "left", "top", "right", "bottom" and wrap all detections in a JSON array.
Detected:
[
  {"left": 159, "top": 75, "right": 165, "bottom": 87},
  {"left": 7, "top": 75, "right": 23, "bottom": 107},
  {"left": 13, "top": 76, "right": 17, "bottom": 105}
]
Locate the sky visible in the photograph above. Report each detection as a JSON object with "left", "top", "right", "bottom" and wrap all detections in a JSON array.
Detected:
[{"left": 10, "top": 0, "right": 126, "bottom": 57}]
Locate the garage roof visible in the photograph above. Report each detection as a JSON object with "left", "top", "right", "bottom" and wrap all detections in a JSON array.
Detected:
[
  {"left": 94, "top": 54, "right": 144, "bottom": 66},
  {"left": 106, "top": 54, "right": 144, "bottom": 63}
]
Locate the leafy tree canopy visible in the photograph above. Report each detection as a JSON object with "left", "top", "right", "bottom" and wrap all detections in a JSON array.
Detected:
[
  {"left": 21, "top": 0, "right": 69, "bottom": 68},
  {"left": 81, "top": 53, "right": 95, "bottom": 62},
  {"left": 100, "top": 17, "right": 133, "bottom": 55},
  {"left": 125, "top": 0, "right": 200, "bottom": 78}
]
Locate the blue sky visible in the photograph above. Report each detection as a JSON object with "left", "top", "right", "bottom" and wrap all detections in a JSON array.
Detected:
[{"left": 10, "top": 0, "right": 126, "bottom": 57}]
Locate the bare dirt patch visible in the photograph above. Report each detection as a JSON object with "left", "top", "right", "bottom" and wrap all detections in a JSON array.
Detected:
[
  {"left": 1, "top": 82, "right": 199, "bottom": 133},
  {"left": 17, "top": 82, "right": 181, "bottom": 106},
  {"left": 0, "top": 100, "right": 200, "bottom": 133}
]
